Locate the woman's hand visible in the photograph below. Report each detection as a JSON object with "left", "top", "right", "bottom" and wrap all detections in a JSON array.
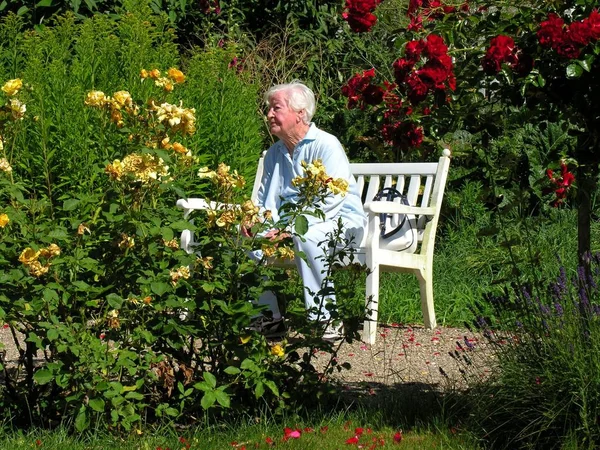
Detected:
[{"left": 264, "top": 229, "right": 291, "bottom": 241}]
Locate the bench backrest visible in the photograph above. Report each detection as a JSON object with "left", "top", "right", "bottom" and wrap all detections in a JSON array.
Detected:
[{"left": 251, "top": 150, "right": 451, "bottom": 248}]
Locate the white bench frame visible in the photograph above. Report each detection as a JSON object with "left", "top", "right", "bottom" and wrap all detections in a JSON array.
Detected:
[{"left": 177, "top": 149, "right": 451, "bottom": 344}]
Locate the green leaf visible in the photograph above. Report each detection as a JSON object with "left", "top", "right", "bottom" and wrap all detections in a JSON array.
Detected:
[
  {"left": 47, "top": 328, "right": 59, "bottom": 341},
  {"left": 75, "top": 407, "right": 89, "bottom": 432},
  {"left": 223, "top": 366, "right": 240, "bottom": 375},
  {"left": 88, "top": 397, "right": 105, "bottom": 412},
  {"left": 566, "top": 63, "right": 583, "bottom": 79},
  {"left": 150, "top": 282, "right": 170, "bottom": 296},
  {"left": 254, "top": 381, "right": 265, "bottom": 399},
  {"left": 36, "top": 0, "right": 53, "bottom": 6},
  {"left": 263, "top": 380, "right": 279, "bottom": 397},
  {"left": 295, "top": 215, "right": 308, "bottom": 235},
  {"left": 200, "top": 391, "right": 216, "bottom": 409},
  {"left": 16, "top": 6, "right": 29, "bottom": 15},
  {"left": 215, "top": 389, "right": 230, "bottom": 408},
  {"left": 62, "top": 198, "right": 80, "bottom": 211},
  {"left": 203, "top": 372, "right": 217, "bottom": 388},
  {"left": 161, "top": 227, "right": 174, "bottom": 241},
  {"left": 193, "top": 381, "right": 211, "bottom": 392},
  {"left": 33, "top": 368, "right": 53, "bottom": 385},
  {"left": 0, "top": 2, "right": 7, "bottom": 12},
  {"left": 124, "top": 392, "right": 144, "bottom": 400},
  {"left": 106, "top": 293, "right": 123, "bottom": 309}
]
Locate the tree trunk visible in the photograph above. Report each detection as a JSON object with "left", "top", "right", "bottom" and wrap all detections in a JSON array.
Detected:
[{"left": 576, "top": 133, "right": 599, "bottom": 270}]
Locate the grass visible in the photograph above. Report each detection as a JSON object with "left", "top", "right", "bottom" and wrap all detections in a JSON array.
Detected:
[{"left": 0, "top": 409, "right": 480, "bottom": 449}]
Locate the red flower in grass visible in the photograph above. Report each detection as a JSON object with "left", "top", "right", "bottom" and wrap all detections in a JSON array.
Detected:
[
  {"left": 283, "top": 427, "right": 302, "bottom": 441},
  {"left": 393, "top": 430, "right": 403, "bottom": 443},
  {"left": 346, "top": 435, "right": 360, "bottom": 444},
  {"left": 546, "top": 161, "right": 575, "bottom": 207}
]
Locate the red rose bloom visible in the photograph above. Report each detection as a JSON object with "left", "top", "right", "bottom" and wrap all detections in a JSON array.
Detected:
[
  {"left": 588, "top": 9, "right": 600, "bottom": 39},
  {"left": 382, "top": 121, "right": 424, "bottom": 149},
  {"left": 538, "top": 13, "right": 565, "bottom": 48},
  {"left": 342, "top": 0, "right": 382, "bottom": 32},
  {"left": 342, "top": 68, "right": 383, "bottom": 109},
  {"left": 405, "top": 39, "right": 426, "bottom": 63},
  {"left": 482, "top": 34, "right": 531, "bottom": 76},
  {"left": 406, "top": 72, "right": 429, "bottom": 104},
  {"left": 392, "top": 58, "right": 414, "bottom": 84},
  {"left": 362, "top": 84, "right": 385, "bottom": 105},
  {"left": 568, "top": 20, "right": 593, "bottom": 46},
  {"left": 555, "top": 40, "right": 581, "bottom": 59},
  {"left": 425, "top": 34, "right": 448, "bottom": 58}
]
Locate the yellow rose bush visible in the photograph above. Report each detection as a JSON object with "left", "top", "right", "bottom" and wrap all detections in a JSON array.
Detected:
[{"left": 0, "top": 63, "right": 362, "bottom": 434}]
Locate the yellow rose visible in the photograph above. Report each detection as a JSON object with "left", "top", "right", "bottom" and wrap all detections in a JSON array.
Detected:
[
  {"left": 19, "top": 247, "right": 40, "bottom": 265},
  {"left": 270, "top": 344, "right": 285, "bottom": 357},
  {"left": 28, "top": 260, "right": 49, "bottom": 277},
  {"left": 0, "top": 157, "right": 13, "bottom": 173},
  {"left": 172, "top": 142, "right": 188, "bottom": 155},
  {"left": 215, "top": 210, "right": 236, "bottom": 228},
  {"left": 112, "top": 90, "right": 133, "bottom": 109},
  {"left": 2, "top": 78, "right": 23, "bottom": 96},
  {"left": 84, "top": 90, "right": 108, "bottom": 107},
  {"left": 9, "top": 98, "right": 26, "bottom": 120},
  {"left": 0, "top": 213, "right": 9, "bottom": 228},
  {"left": 148, "top": 69, "right": 161, "bottom": 79},
  {"left": 167, "top": 68, "right": 185, "bottom": 84},
  {"left": 277, "top": 246, "right": 295, "bottom": 260},
  {"left": 39, "top": 243, "right": 61, "bottom": 258}
]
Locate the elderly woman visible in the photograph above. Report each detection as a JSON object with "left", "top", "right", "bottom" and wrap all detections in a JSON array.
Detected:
[{"left": 250, "top": 81, "right": 366, "bottom": 340}]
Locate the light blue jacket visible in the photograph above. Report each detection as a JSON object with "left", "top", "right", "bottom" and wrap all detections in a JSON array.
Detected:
[{"left": 256, "top": 123, "right": 367, "bottom": 229}]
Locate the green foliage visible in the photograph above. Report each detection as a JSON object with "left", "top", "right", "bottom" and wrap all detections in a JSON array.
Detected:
[
  {"left": 459, "top": 256, "right": 600, "bottom": 448},
  {"left": 0, "top": 8, "right": 367, "bottom": 432}
]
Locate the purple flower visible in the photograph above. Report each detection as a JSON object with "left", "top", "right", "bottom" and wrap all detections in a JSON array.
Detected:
[{"left": 554, "top": 302, "right": 564, "bottom": 316}]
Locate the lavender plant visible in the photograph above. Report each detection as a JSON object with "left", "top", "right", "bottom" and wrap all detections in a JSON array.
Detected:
[{"left": 457, "top": 255, "right": 600, "bottom": 449}]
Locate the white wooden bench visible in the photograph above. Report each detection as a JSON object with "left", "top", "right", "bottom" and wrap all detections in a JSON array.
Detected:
[{"left": 177, "top": 148, "right": 451, "bottom": 344}]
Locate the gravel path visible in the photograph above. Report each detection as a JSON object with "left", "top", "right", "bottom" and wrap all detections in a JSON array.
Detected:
[
  {"left": 0, "top": 323, "right": 494, "bottom": 393},
  {"left": 309, "top": 323, "right": 494, "bottom": 392}
]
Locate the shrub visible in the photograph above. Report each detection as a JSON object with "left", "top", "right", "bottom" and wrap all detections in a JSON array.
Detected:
[
  {"left": 456, "top": 255, "right": 600, "bottom": 449},
  {"left": 0, "top": 57, "right": 363, "bottom": 430}
]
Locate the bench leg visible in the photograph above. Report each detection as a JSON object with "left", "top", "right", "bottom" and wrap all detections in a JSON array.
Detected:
[
  {"left": 363, "top": 264, "right": 379, "bottom": 344},
  {"left": 417, "top": 267, "right": 436, "bottom": 329}
]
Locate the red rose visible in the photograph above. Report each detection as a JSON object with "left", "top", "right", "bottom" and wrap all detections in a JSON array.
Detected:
[
  {"left": 568, "top": 20, "right": 593, "bottom": 46},
  {"left": 393, "top": 58, "right": 414, "bottom": 84},
  {"left": 538, "top": 13, "right": 565, "bottom": 48},
  {"left": 588, "top": 10, "right": 600, "bottom": 39},
  {"left": 405, "top": 39, "right": 426, "bottom": 63},
  {"left": 406, "top": 73, "right": 429, "bottom": 104},
  {"left": 343, "top": 10, "right": 378, "bottom": 32},
  {"left": 555, "top": 40, "right": 580, "bottom": 59},
  {"left": 425, "top": 34, "right": 448, "bottom": 58},
  {"left": 362, "top": 84, "right": 385, "bottom": 105}
]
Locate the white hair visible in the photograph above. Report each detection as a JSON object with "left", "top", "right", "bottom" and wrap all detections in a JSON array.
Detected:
[{"left": 264, "top": 81, "right": 316, "bottom": 124}]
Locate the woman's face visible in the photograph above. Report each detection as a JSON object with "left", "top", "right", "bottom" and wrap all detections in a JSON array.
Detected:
[{"left": 266, "top": 91, "right": 302, "bottom": 138}]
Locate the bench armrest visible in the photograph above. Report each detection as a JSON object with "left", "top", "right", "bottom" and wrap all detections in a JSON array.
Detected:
[{"left": 364, "top": 201, "right": 435, "bottom": 216}]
